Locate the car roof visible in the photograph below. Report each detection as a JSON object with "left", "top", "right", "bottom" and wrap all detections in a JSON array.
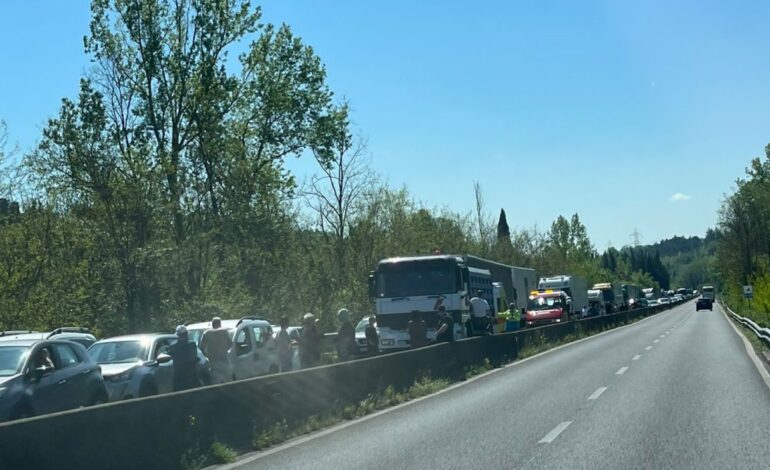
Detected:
[
  {"left": 0, "top": 339, "right": 38, "bottom": 347},
  {"left": 0, "top": 332, "right": 46, "bottom": 342},
  {"left": 94, "top": 333, "right": 175, "bottom": 343},
  {"left": 186, "top": 318, "right": 271, "bottom": 330}
]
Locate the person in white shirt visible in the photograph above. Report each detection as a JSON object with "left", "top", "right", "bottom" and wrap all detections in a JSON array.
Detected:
[
  {"left": 470, "top": 290, "right": 490, "bottom": 318},
  {"left": 469, "top": 290, "right": 491, "bottom": 334}
]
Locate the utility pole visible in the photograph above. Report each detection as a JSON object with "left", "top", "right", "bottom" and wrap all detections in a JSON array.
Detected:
[{"left": 630, "top": 228, "right": 642, "bottom": 248}]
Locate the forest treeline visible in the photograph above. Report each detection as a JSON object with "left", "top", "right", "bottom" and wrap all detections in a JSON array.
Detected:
[{"left": 0, "top": 1, "right": 671, "bottom": 335}]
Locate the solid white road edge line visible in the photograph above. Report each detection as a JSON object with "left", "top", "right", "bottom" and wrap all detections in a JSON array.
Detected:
[
  {"left": 719, "top": 304, "right": 770, "bottom": 392},
  {"left": 220, "top": 306, "right": 684, "bottom": 468},
  {"left": 588, "top": 386, "right": 607, "bottom": 400},
  {"left": 632, "top": 354, "right": 641, "bottom": 361},
  {"left": 616, "top": 366, "right": 628, "bottom": 375},
  {"left": 539, "top": 421, "right": 573, "bottom": 443}
]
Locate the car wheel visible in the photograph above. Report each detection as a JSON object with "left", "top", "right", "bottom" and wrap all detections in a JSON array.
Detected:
[{"left": 139, "top": 380, "right": 158, "bottom": 397}]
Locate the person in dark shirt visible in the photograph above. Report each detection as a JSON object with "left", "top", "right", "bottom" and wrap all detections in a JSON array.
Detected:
[
  {"left": 334, "top": 308, "right": 357, "bottom": 362},
  {"left": 168, "top": 325, "right": 201, "bottom": 391},
  {"left": 434, "top": 306, "right": 454, "bottom": 343},
  {"left": 407, "top": 312, "right": 428, "bottom": 348},
  {"left": 299, "top": 313, "right": 322, "bottom": 369},
  {"left": 364, "top": 315, "right": 379, "bottom": 356}
]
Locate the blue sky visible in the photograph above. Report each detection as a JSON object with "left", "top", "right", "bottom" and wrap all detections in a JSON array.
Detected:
[{"left": 1, "top": 1, "right": 768, "bottom": 248}]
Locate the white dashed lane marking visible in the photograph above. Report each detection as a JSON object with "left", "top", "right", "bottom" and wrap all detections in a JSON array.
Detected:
[
  {"left": 616, "top": 366, "right": 629, "bottom": 375},
  {"left": 645, "top": 346, "right": 653, "bottom": 351},
  {"left": 539, "top": 421, "right": 573, "bottom": 443},
  {"left": 588, "top": 387, "right": 607, "bottom": 400},
  {"left": 632, "top": 354, "right": 641, "bottom": 361}
]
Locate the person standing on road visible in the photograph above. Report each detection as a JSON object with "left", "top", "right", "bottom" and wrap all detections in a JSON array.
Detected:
[
  {"left": 168, "top": 326, "right": 200, "bottom": 391},
  {"left": 470, "top": 290, "right": 491, "bottom": 333},
  {"left": 407, "top": 312, "right": 427, "bottom": 348},
  {"left": 365, "top": 315, "right": 379, "bottom": 356},
  {"left": 299, "top": 313, "right": 322, "bottom": 369},
  {"left": 334, "top": 308, "right": 357, "bottom": 362},
  {"left": 200, "top": 316, "right": 232, "bottom": 384},
  {"left": 434, "top": 306, "right": 455, "bottom": 343},
  {"left": 276, "top": 316, "right": 293, "bottom": 372}
]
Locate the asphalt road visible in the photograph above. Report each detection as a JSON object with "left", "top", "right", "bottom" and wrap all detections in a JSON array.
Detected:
[{"left": 229, "top": 301, "right": 770, "bottom": 469}]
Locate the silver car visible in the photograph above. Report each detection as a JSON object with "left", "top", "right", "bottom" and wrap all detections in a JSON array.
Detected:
[{"left": 88, "top": 334, "right": 210, "bottom": 400}]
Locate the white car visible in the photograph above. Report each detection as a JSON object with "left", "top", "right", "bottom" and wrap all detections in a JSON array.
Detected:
[
  {"left": 658, "top": 297, "right": 671, "bottom": 305},
  {"left": 186, "top": 317, "right": 279, "bottom": 381}
]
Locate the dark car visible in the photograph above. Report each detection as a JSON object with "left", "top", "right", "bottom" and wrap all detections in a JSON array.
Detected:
[
  {"left": 696, "top": 298, "right": 713, "bottom": 311},
  {"left": 0, "top": 339, "right": 108, "bottom": 422}
]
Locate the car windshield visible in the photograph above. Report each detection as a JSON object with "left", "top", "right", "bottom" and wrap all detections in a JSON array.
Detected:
[
  {"left": 0, "top": 346, "right": 29, "bottom": 376},
  {"left": 528, "top": 296, "right": 563, "bottom": 311},
  {"left": 88, "top": 341, "right": 149, "bottom": 364}
]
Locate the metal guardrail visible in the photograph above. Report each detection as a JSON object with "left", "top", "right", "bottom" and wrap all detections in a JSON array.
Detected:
[{"left": 722, "top": 302, "right": 770, "bottom": 348}]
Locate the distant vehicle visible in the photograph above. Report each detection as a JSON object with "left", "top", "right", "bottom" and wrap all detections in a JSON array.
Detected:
[
  {"left": 696, "top": 298, "right": 713, "bottom": 311},
  {"left": 465, "top": 255, "right": 536, "bottom": 311},
  {"left": 0, "top": 338, "right": 108, "bottom": 422},
  {"left": 593, "top": 282, "right": 623, "bottom": 313},
  {"left": 88, "top": 334, "right": 210, "bottom": 400},
  {"left": 647, "top": 299, "right": 660, "bottom": 306},
  {"left": 672, "top": 294, "right": 684, "bottom": 302},
  {"left": 658, "top": 297, "right": 671, "bottom": 305},
  {"left": 632, "top": 298, "right": 650, "bottom": 309},
  {"left": 0, "top": 327, "right": 97, "bottom": 349},
  {"left": 186, "top": 317, "right": 279, "bottom": 380},
  {"left": 537, "top": 275, "right": 588, "bottom": 317},
  {"left": 587, "top": 289, "right": 606, "bottom": 316},
  {"left": 622, "top": 284, "right": 642, "bottom": 310},
  {"left": 698, "top": 285, "right": 715, "bottom": 311},
  {"left": 525, "top": 290, "right": 570, "bottom": 326},
  {"left": 676, "top": 288, "right": 687, "bottom": 299},
  {"left": 642, "top": 287, "right": 660, "bottom": 300}
]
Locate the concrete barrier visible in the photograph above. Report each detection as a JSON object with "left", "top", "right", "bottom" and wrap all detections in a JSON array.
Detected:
[{"left": 0, "top": 301, "right": 680, "bottom": 470}]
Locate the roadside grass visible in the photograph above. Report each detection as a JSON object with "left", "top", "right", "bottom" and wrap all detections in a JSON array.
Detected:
[
  {"left": 725, "top": 312, "right": 770, "bottom": 360},
  {"left": 209, "top": 442, "right": 238, "bottom": 464}
]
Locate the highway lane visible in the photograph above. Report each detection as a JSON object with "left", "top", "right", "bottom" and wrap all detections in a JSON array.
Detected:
[{"left": 228, "top": 301, "right": 770, "bottom": 469}]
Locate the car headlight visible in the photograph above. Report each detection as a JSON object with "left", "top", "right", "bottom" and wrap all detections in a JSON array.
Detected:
[{"left": 107, "top": 370, "right": 133, "bottom": 382}]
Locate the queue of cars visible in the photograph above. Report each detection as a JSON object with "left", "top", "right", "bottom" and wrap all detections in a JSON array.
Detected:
[{"left": 0, "top": 317, "right": 290, "bottom": 422}]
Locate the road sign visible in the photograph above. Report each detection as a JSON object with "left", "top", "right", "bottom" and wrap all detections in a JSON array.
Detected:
[{"left": 743, "top": 285, "right": 753, "bottom": 299}]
